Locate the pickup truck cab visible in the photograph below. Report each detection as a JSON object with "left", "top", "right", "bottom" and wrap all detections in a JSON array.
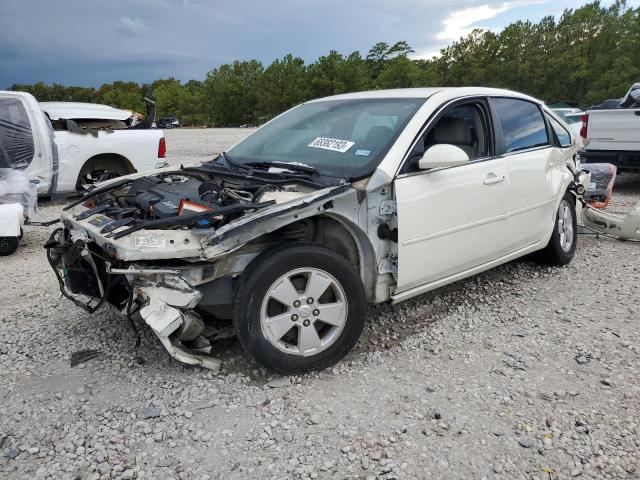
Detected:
[{"left": 581, "top": 83, "right": 640, "bottom": 172}]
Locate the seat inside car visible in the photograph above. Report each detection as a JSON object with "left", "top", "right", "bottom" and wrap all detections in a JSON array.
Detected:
[
  {"left": 364, "top": 125, "right": 394, "bottom": 151},
  {"left": 425, "top": 116, "right": 477, "bottom": 158}
]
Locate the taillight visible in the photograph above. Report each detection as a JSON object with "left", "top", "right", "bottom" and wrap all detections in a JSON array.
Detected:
[
  {"left": 579, "top": 114, "right": 589, "bottom": 139},
  {"left": 158, "top": 137, "right": 166, "bottom": 158}
]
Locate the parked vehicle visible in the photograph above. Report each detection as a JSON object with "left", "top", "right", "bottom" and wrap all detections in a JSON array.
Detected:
[
  {"left": 0, "top": 170, "right": 37, "bottom": 256},
  {"left": 46, "top": 87, "right": 583, "bottom": 373},
  {"left": 592, "top": 99, "right": 622, "bottom": 110},
  {"left": 580, "top": 83, "right": 640, "bottom": 172},
  {"left": 156, "top": 117, "right": 181, "bottom": 129},
  {"left": 40, "top": 100, "right": 168, "bottom": 192},
  {"left": 0, "top": 92, "right": 46, "bottom": 255}
]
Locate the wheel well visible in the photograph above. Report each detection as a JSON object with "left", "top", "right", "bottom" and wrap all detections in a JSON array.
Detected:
[
  {"left": 248, "top": 215, "right": 377, "bottom": 300},
  {"left": 77, "top": 154, "right": 136, "bottom": 181}
]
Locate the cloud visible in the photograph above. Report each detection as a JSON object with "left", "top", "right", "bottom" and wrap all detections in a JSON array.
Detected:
[
  {"left": 0, "top": 0, "right": 601, "bottom": 88},
  {"left": 435, "top": 1, "right": 549, "bottom": 41},
  {"left": 116, "top": 16, "right": 149, "bottom": 36},
  {"left": 436, "top": 4, "right": 510, "bottom": 41}
]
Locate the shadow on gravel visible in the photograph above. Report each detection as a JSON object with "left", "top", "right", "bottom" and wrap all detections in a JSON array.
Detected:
[{"left": 210, "top": 255, "right": 555, "bottom": 379}]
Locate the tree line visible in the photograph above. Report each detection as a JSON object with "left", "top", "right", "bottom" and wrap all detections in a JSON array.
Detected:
[{"left": 9, "top": 1, "right": 638, "bottom": 127}]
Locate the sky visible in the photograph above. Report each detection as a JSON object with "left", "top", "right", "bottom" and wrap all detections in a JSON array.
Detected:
[{"left": 0, "top": 0, "right": 626, "bottom": 88}]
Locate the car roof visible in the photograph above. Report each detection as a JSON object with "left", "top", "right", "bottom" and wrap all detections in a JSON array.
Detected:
[
  {"left": 40, "top": 102, "right": 134, "bottom": 121},
  {"left": 309, "top": 87, "right": 539, "bottom": 103}
]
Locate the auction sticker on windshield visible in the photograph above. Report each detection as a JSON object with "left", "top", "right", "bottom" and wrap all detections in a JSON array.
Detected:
[{"left": 308, "top": 137, "right": 355, "bottom": 153}]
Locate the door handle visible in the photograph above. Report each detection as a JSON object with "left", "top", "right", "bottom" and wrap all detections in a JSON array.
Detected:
[{"left": 483, "top": 174, "right": 505, "bottom": 185}]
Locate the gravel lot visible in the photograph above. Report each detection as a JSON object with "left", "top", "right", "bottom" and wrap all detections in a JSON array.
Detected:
[{"left": 1, "top": 128, "right": 639, "bottom": 480}]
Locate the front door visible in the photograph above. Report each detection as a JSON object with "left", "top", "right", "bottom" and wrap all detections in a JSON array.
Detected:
[{"left": 394, "top": 99, "right": 512, "bottom": 293}]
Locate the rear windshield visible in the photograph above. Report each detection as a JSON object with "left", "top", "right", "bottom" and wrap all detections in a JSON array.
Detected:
[
  {"left": 0, "top": 97, "right": 35, "bottom": 169},
  {"left": 227, "top": 98, "right": 425, "bottom": 180}
]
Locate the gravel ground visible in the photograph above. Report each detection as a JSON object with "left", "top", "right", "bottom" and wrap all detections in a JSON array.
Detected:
[{"left": 1, "top": 129, "right": 639, "bottom": 480}]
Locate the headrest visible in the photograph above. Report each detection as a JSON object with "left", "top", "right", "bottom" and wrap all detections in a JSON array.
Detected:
[
  {"left": 365, "top": 126, "right": 393, "bottom": 147},
  {"left": 431, "top": 117, "right": 472, "bottom": 145}
]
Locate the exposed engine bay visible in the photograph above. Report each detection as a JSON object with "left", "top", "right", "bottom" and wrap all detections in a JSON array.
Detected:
[{"left": 67, "top": 168, "right": 312, "bottom": 240}]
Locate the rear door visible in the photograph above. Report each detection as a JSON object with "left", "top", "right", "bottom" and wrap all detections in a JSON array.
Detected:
[
  {"left": 394, "top": 98, "right": 511, "bottom": 293},
  {"left": 490, "top": 97, "right": 560, "bottom": 250}
]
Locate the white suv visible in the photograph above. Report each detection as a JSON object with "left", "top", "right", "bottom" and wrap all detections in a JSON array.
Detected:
[{"left": 47, "top": 87, "right": 580, "bottom": 374}]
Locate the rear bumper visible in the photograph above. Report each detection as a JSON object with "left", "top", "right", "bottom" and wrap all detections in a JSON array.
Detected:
[{"left": 581, "top": 150, "right": 640, "bottom": 172}]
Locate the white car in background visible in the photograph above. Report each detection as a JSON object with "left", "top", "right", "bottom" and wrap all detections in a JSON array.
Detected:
[{"left": 47, "top": 87, "right": 582, "bottom": 374}]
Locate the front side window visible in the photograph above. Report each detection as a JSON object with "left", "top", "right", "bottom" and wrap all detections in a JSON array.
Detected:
[
  {"left": 403, "top": 102, "right": 491, "bottom": 173},
  {"left": 227, "top": 98, "right": 425, "bottom": 181},
  {"left": 548, "top": 115, "right": 572, "bottom": 148},
  {"left": 0, "top": 97, "right": 35, "bottom": 169},
  {"left": 492, "top": 98, "right": 548, "bottom": 153}
]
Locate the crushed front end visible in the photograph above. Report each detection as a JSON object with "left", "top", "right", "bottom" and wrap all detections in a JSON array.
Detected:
[{"left": 44, "top": 166, "right": 341, "bottom": 371}]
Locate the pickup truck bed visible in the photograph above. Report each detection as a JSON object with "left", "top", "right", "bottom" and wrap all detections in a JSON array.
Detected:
[{"left": 581, "top": 84, "right": 640, "bottom": 172}]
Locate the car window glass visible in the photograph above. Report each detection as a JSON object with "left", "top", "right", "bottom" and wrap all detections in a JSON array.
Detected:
[
  {"left": 0, "top": 97, "right": 35, "bottom": 169},
  {"left": 227, "top": 98, "right": 424, "bottom": 180},
  {"left": 404, "top": 103, "right": 489, "bottom": 173},
  {"left": 492, "top": 98, "right": 548, "bottom": 153},
  {"left": 548, "top": 115, "right": 572, "bottom": 147}
]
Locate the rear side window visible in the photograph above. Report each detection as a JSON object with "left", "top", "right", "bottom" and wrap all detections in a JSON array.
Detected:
[
  {"left": 492, "top": 98, "right": 548, "bottom": 153},
  {"left": 548, "top": 115, "right": 572, "bottom": 148},
  {"left": 0, "top": 97, "right": 35, "bottom": 169}
]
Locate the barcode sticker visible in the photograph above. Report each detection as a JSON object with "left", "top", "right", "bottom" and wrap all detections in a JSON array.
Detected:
[{"left": 308, "top": 137, "right": 355, "bottom": 153}]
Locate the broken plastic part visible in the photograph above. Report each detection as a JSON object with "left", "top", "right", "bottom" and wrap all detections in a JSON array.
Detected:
[
  {"left": 70, "top": 349, "right": 102, "bottom": 367},
  {"left": 581, "top": 203, "right": 640, "bottom": 241}
]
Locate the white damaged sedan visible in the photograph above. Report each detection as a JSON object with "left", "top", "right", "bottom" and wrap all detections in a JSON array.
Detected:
[{"left": 47, "top": 87, "right": 583, "bottom": 374}]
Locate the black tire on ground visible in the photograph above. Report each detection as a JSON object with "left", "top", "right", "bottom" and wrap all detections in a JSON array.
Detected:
[
  {"left": 232, "top": 243, "right": 367, "bottom": 374},
  {"left": 536, "top": 192, "right": 577, "bottom": 265},
  {"left": 0, "top": 236, "right": 19, "bottom": 256}
]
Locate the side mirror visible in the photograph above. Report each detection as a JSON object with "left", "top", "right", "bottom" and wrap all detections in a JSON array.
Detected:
[{"left": 418, "top": 144, "right": 470, "bottom": 170}]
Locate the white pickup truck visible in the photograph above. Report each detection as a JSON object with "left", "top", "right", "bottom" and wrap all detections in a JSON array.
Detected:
[
  {"left": 580, "top": 83, "right": 640, "bottom": 172},
  {"left": 0, "top": 91, "right": 167, "bottom": 196}
]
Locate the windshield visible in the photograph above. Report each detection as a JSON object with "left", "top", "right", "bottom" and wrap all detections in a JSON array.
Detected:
[{"left": 226, "top": 98, "right": 425, "bottom": 180}]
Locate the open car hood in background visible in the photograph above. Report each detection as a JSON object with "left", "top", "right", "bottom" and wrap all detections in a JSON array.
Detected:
[{"left": 41, "top": 102, "right": 133, "bottom": 121}]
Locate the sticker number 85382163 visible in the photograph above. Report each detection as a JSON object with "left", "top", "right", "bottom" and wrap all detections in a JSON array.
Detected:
[{"left": 308, "top": 137, "right": 355, "bottom": 153}]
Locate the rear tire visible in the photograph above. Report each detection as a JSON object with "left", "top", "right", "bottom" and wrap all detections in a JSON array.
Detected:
[
  {"left": 537, "top": 192, "right": 577, "bottom": 265},
  {"left": 0, "top": 237, "right": 19, "bottom": 256},
  {"left": 233, "top": 244, "right": 367, "bottom": 374},
  {"left": 76, "top": 156, "right": 131, "bottom": 192}
]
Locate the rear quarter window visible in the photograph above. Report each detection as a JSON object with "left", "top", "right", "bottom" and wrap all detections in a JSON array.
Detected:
[
  {"left": 492, "top": 98, "right": 548, "bottom": 153},
  {"left": 547, "top": 115, "right": 572, "bottom": 148}
]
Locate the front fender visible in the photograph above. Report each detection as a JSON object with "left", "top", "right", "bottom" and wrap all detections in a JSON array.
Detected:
[{"left": 202, "top": 185, "right": 353, "bottom": 259}]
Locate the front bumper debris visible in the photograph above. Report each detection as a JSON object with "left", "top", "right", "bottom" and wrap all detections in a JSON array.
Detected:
[{"left": 45, "top": 228, "right": 221, "bottom": 372}]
